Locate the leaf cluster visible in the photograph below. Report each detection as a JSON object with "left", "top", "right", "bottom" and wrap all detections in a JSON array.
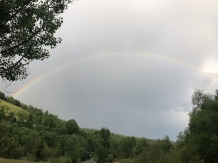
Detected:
[{"left": 0, "top": 0, "right": 72, "bottom": 81}]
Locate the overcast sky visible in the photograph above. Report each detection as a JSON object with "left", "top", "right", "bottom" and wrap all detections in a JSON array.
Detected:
[{"left": 2, "top": 0, "right": 218, "bottom": 141}]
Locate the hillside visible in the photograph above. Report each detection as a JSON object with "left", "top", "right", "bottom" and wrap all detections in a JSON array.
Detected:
[
  {"left": 0, "top": 97, "right": 166, "bottom": 144},
  {"left": 0, "top": 93, "right": 177, "bottom": 163},
  {"left": 0, "top": 99, "right": 29, "bottom": 118}
]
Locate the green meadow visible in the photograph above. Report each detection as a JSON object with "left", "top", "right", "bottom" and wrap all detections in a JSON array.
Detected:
[{"left": 0, "top": 99, "right": 29, "bottom": 118}]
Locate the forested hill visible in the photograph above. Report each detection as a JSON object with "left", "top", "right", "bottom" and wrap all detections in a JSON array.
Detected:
[
  {"left": 2, "top": 90, "right": 218, "bottom": 163},
  {"left": 0, "top": 91, "right": 176, "bottom": 163}
]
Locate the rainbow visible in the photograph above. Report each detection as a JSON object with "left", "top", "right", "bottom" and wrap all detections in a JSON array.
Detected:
[{"left": 12, "top": 52, "right": 207, "bottom": 98}]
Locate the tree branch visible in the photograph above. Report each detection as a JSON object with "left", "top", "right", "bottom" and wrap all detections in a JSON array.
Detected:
[
  {"left": 0, "top": 29, "right": 41, "bottom": 54},
  {"left": 0, "top": 0, "right": 32, "bottom": 28}
]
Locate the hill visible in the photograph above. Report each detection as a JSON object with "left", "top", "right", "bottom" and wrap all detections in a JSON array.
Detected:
[
  {"left": 0, "top": 92, "right": 177, "bottom": 163},
  {"left": 0, "top": 99, "right": 29, "bottom": 118}
]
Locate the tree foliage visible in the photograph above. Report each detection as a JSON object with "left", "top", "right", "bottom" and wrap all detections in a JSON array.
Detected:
[
  {"left": 0, "top": 0, "right": 72, "bottom": 81},
  {"left": 66, "top": 119, "right": 79, "bottom": 135},
  {"left": 179, "top": 89, "right": 218, "bottom": 163},
  {"left": 0, "top": 92, "right": 200, "bottom": 163},
  {"left": 65, "top": 135, "right": 80, "bottom": 163}
]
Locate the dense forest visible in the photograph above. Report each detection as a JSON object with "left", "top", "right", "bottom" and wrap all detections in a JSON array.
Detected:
[{"left": 0, "top": 89, "right": 218, "bottom": 163}]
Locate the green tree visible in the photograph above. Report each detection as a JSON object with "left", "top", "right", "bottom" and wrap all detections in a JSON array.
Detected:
[
  {"left": 65, "top": 135, "right": 80, "bottom": 163},
  {"left": 41, "top": 145, "right": 59, "bottom": 161},
  {"left": 43, "top": 131, "right": 56, "bottom": 148},
  {"left": 76, "top": 135, "right": 88, "bottom": 161},
  {"left": 158, "top": 135, "right": 173, "bottom": 153},
  {"left": 134, "top": 143, "right": 174, "bottom": 163},
  {"left": 0, "top": 136, "right": 9, "bottom": 157},
  {"left": 34, "top": 115, "right": 42, "bottom": 126},
  {"left": 26, "top": 114, "right": 33, "bottom": 128},
  {"left": 118, "top": 136, "right": 137, "bottom": 159},
  {"left": 47, "top": 115, "right": 57, "bottom": 128},
  {"left": 96, "top": 145, "right": 107, "bottom": 163},
  {"left": 0, "top": 137, "right": 23, "bottom": 159},
  {"left": 14, "top": 99, "right": 21, "bottom": 107},
  {"left": 8, "top": 111, "right": 15, "bottom": 122},
  {"left": 134, "top": 138, "right": 148, "bottom": 155},
  {"left": 23, "top": 130, "right": 41, "bottom": 158},
  {"left": 7, "top": 96, "right": 15, "bottom": 104},
  {"left": 87, "top": 132, "right": 102, "bottom": 152},
  {"left": 17, "top": 112, "right": 26, "bottom": 125},
  {"left": 66, "top": 119, "right": 79, "bottom": 135},
  {"left": 0, "top": 91, "right": 6, "bottom": 100},
  {"left": 0, "top": 107, "right": 6, "bottom": 121},
  {"left": 100, "top": 127, "right": 110, "bottom": 148},
  {"left": 0, "top": 0, "right": 73, "bottom": 81},
  {"left": 179, "top": 89, "right": 218, "bottom": 163},
  {"left": 0, "top": 123, "right": 9, "bottom": 138}
]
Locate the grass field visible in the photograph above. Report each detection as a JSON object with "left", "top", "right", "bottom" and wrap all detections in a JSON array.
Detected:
[
  {"left": 0, "top": 158, "right": 49, "bottom": 163},
  {"left": 0, "top": 100, "right": 29, "bottom": 118}
]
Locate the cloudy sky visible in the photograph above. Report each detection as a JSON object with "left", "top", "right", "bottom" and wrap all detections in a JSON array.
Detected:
[{"left": 2, "top": 0, "right": 218, "bottom": 141}]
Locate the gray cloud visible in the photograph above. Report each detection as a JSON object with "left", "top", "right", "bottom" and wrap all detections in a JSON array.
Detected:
[{"left": 1, "top": 0, "right": 218, "bottom": 141}]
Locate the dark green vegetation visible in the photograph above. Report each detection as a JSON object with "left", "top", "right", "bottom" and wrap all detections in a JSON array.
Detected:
[
  {"left": 0, "top": 89, "right": 218, "bottom": 163},
  {"left": 0, "top": 0, "right": 72, "bottom": 81}
]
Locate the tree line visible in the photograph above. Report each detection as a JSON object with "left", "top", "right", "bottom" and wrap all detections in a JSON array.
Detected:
[{"left": 0, "top": 89, "right": 218, "bottom": 163}]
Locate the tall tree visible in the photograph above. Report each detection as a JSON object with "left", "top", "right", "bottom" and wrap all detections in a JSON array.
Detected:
[
  {"left": 158, "top": 135, "right": 173, "bottom": 153},
  {"left": 100, "top": 127, "right": 110, "bottom": 149},
  {"left": 0, "top": 91, "right": 6, "bottom": 100},
  {"left": 26, "top": 114, "right": 33, "bottom": 128},
  {"left": 66, "top": 119, "right": 79, "bottom": 135},
  {"left": 65, "top": 135, "right": 80, "bottom": 163},
  {"left": 7, "top": 96, "right": 15, "bottom": 104},
  {"left": 0, "top": 0, "right": 73, "bottom": 81},
  {"left": 135, "top": 138, "right": 148, "bottom": 155},
  {"left": 118, "top": 136, "right": 136, "bottom": 158},
  {"left": 179, "top": 89, "right": 218, "bottom": 163}
]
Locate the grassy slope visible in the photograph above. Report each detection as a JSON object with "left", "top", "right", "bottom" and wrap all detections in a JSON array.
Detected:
[
  {"left": 0, "top": 158, "right": 49, "bottom": 163},
  {"left": 0, "top": 100, "right": 29, "bottom": 118}
]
